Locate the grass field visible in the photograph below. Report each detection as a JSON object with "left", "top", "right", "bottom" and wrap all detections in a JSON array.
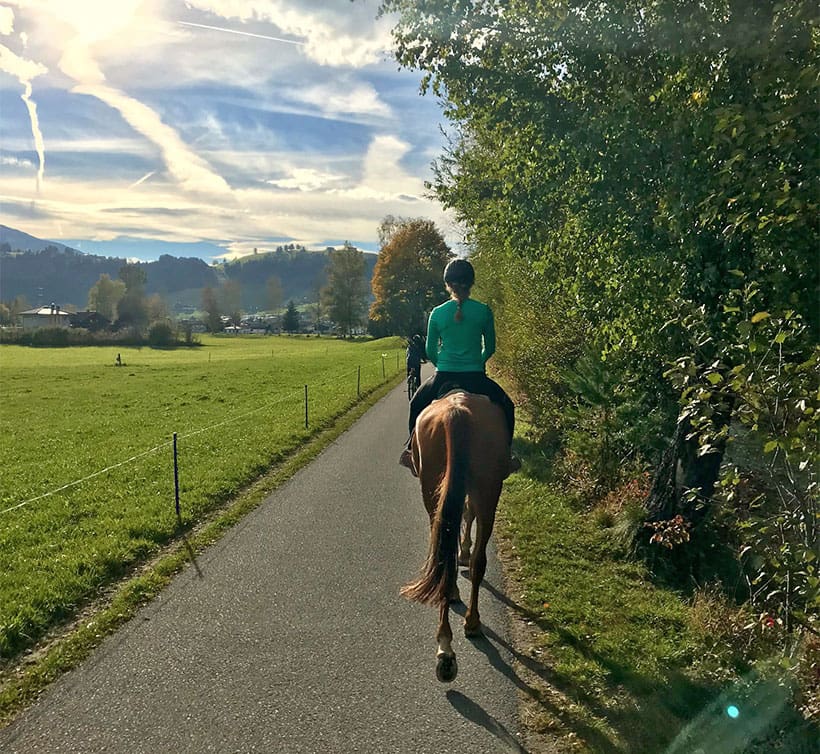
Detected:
[{"left": 0, "top": 335, "right": 404, "bottom": 661}]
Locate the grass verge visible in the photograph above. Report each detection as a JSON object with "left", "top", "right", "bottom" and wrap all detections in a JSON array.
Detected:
[
  {"left": 0, "top": 372, "right": 402, "bottom": 728},
  {"left": 494, "top": 429, "right": 818, "bottom": 753}
]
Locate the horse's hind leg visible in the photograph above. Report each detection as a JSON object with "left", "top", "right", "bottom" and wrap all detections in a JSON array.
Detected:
[
  {"left": 435, "top": 598, "right": 458, "bottom": 682},
  {"left": 465, "top": 493, "right": 499, "bottom": 637},
  {"left": 458, "top": 503, "right": 474, "bottom": 567}
]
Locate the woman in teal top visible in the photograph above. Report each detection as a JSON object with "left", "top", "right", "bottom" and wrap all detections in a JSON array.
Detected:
[{"left": 400, "top": 258, "right": 519, "bottom": 474}]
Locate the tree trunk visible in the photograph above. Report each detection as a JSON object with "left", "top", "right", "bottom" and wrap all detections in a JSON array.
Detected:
[{"left": 644, "top": 413, "right": 729, "bottom": 524}]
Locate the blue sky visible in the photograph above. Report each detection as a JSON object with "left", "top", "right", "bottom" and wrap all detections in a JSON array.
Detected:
[{"left": 0, "top": 0, "right": 455, "bottom": 262}]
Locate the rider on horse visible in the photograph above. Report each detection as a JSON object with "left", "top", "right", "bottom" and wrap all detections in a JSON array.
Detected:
[
  {"left": 405, "top": 333, "right": 426, "bottom": 391},
  {"left": 399, "top": 258, "right": 520, "bottom": 477}
]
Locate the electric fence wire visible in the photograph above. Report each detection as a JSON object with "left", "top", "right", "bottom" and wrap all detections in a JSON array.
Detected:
[{"left": 0, "top": 357, "right": 399, "bottom": 517}]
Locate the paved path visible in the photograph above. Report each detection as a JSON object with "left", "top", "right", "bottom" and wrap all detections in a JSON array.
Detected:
[{"left": 1, "top": 377, "right": 526, "bottom": 754}]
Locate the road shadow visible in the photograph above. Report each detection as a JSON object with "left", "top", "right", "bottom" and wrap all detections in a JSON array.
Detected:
[
  {"left": 446, "top": 689, "right": 529, "bottom": 753},
  {"left": 176, "top": 516, "right": 204, "bottom": 578}
]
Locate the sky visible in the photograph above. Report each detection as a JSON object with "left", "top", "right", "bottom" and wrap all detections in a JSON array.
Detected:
[{"left": 0, "top": 0, "right": 455, "bottom": 262}]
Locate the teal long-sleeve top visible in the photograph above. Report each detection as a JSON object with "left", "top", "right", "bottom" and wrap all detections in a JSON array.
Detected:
[{"left": 425, "top": 298, "right": 496, "bottom": 372}]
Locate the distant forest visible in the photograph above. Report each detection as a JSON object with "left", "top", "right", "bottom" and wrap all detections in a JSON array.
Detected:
[{"left": 0, "top": 244, "right": 377, "bottom": 312}]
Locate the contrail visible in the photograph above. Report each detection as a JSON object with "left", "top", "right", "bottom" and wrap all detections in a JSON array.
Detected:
[
  {"left": 0, "top": 43, "right": 47, "bottom": 191},
  {"left": 17, "top": 82, "right": 44, "bottom": 189},
  {"left": 21, "top": 84, "right": 46, "bottom": 189},
  {"left": 129, "top": 170, "right": 156, "bottom": 188},
  {"left": 178, "top": 21, "right": 304, "bottom": 46}
]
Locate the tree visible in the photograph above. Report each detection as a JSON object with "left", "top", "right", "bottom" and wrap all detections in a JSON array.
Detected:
[
  {"left": 312, "top": 274, "right": 325, "bottom": 335},
  {"left": 220, "top": 280, "right": 242, "bottom": 326},
  {"left": 87, "top": 274, "right": 125, "bottom": 322},
  {"left": 201, "top": 286, "right": 222, "bottom": 333},
  {"left": 282, "top": 300, "right": 300, "bottom": 334},
  {"left": 116, "top": 263, "right": 148, "bottom": 332},
  {"left": 369, "top": 218, "right": 451, "bottom": 337},
  {"left": 1, "top": 296, "right": 29, "bottom": 325},
  {"left": 323, "top": 243, "right": 367, "bottom": 338},
  {"left": 146, "top": 294, "right": 169, "bottom": 324},
  {"left": 266, "top": 275, "right": 283, "bottom": 313}
]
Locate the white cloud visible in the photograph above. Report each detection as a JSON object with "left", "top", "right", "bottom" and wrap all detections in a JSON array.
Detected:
[
  {"left": 287, "top": 81, "right": 391, "bottom": 119},
  {"left": 0, "top": 5, "right": 14, "bottom": 35},
  {"left": 1, "top": 155, "right": 34, "bottom": 167},
  {"left": 184, "top": 0, "right": 393, "bottom": 68},
  {"left": 57, "top": 8, "right": 231, "bottom": 196},
  {"left": 266, "top": 167, "right": 346, "bottom": 191}
]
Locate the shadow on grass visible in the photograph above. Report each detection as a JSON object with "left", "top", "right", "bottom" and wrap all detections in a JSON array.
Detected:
[
  {"left": 477, "top": 575, "right": 818, "bottom": 753},
  {"left": 512, "top": 433, "right": 561, "bottom": 485}
]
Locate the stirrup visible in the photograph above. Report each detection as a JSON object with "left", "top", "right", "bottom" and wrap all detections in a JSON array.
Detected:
[{"left": 399, "top": 448, "right": 418, "bottom": 477}]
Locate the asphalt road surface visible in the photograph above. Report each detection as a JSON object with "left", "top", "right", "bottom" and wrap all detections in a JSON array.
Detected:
[{"left": 1, "top": 376, "right": 526, "bottom": 754}]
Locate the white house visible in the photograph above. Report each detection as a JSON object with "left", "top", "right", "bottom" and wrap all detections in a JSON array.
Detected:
[{"left": 20, "top": 304, "right": 72, "bottom": 330}]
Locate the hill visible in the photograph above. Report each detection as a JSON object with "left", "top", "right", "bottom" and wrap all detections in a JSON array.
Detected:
[
  {"left": 0, "top": 225, "right": 79, "bottom": 255},
  {"left": 0, "top": 228, "right": 377, "bottom": 312}
]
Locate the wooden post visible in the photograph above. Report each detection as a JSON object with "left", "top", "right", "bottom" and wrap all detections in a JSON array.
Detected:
[
  {"left": 173, "top": 432, "right": 180, "bottom": 518},
  {"left": 357, "top": 366, "right": 361, "bottom": 397},
  {"left": 304, "top": 384, "right": 309, "bottom": 428},
  {"left": 381, "top": 356, "right": 385, "bottom": 379}
]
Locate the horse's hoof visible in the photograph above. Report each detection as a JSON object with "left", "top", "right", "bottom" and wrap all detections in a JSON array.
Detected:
[
  {"left": 436, "top": 653, "right": 458, "bottom": 683},
  {"left": 464, "top": 622, "right": 482, "bottom": 638},
  {"left": 449, "top": 590, "right": 462, "bottom": 603}
]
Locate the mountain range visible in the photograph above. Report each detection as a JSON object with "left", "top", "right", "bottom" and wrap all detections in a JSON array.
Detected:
[{"left": 0, "top": 226, "right": 377, "bottom": 313}]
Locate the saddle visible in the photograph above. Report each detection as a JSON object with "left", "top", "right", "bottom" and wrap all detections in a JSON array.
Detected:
[{"left": 435, "top": 381, "right": 490, "bottom": 402}]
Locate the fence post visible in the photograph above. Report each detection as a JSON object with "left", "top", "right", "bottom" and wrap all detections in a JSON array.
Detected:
[
  {"left": 357, "top": 366, "right": 361, "bottom": 397},
  {"left": 304, "top": 384, "right": 309, "bottom": 428},
  {"left": 173, "top": 432, "right": 180, "bottom": 518},
  {"left": 381, "top": 355, "right": 385, "bottom": 379},
  {"left": 396, "top": 351, "right": 399, "bottom": 371}
]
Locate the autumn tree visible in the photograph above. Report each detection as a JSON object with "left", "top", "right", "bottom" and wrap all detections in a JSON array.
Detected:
[
  {"left": 369, "top": 218, "right": 451, "bottom": 337},
  {"left": 201, "top": 286, "right": 222, "bottom": 332},
  {"left": 220, "top": 280, "right": 242, "bottom": 326},
  {"left": 87, "top": 273, "right": 125, "bottom": 322},
  {"left": 323, "top": 243, "right": 367, "bottom": 338},
  {"left": 115, "top": 263, "right": 148, "bottom": 333}
]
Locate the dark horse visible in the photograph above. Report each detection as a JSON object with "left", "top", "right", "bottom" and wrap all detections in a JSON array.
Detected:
[{"left": 401, "top": 390, "right": 509, "bottom": 682}]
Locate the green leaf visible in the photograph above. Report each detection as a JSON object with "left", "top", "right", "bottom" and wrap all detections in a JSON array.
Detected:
[
  {"left": 763, "top": 440, "right": 778, "bottom": 453},
  {"left": 751, "top": 312, "right": 770, "bottom": 323}
]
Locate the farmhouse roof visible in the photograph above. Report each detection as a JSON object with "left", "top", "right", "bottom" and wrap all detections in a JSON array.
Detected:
[{"left": 22, "top": 306, "right": 72, "bottom": 316}]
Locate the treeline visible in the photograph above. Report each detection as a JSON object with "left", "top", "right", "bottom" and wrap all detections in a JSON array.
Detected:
[
  {"left": 0, "top": 246, "right": 217, "bottom": 307},
  {"left": 1, "top": 244, "right": 375, "bottom": 343},
  {"left": 383, "top": 0, "right": 817, "bottom": 651},
  {"left": 220, "top": 247, "right": 378, "bottom": 311},
  {"left": 0, "top": 244, "right": 378, "bottom": 313}
]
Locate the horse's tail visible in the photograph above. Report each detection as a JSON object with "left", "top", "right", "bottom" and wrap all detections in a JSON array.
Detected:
[{"left": 401, "top": 404, "right": 469, "bottom": 605}]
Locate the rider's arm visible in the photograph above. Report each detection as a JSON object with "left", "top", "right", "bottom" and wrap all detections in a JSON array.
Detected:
[
  {"left": 426, "top": 315, "right": 439, "bottom": 367},
  {"left": 481, "top": 306, "right": 496, "bottom": 364}
]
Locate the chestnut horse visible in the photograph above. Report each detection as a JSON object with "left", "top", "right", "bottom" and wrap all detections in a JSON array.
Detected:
[{"left": 401, "top": 390, "right": 509, "bottom": 683}]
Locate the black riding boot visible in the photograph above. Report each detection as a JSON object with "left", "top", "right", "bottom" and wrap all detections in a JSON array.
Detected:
[{"left": 399, "top": 432, "right": 417, "bottom": 476}]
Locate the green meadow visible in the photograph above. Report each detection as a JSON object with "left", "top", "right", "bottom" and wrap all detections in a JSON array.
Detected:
[{"left": 0, "top": 335, "right": 403, "bottom": 660}]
